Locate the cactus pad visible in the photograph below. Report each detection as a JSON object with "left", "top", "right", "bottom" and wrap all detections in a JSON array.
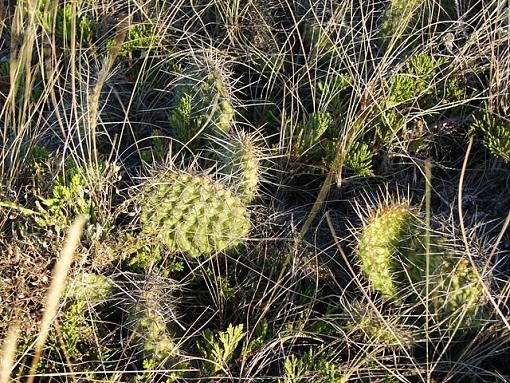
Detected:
[
  {"left": 126, "top": 275, "right": 179, "bottom": 362},
  {"left": 140, "top": 171, "right": 251, "bottom": 257},
  {"left": 355, "top": 198, "right": 486, "bottom": 329},
  {"left": 220, "top": 131, "right": 261, "bottom": 203},
  {"left": 170, "top": 66, "right": 234, "bottom": 146},
  {"left": 356, "top": 202, "right": 418, "bottom": 300}
]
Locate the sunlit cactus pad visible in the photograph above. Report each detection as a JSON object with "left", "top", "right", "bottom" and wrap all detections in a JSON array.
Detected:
[
  {"left": 140, "top": 171, "right": 251, "bottom": 257},
  {"left": 356, "top": 198, "right": 487, "bottom": 329},
  {"left": 356, "top": 202, "right": 419, "bottom": 300},
  {"left": 220, "top": 131, "right": 261, "bottom": 203}
]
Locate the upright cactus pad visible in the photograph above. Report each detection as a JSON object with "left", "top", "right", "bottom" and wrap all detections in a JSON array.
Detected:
[
  {"left": 126, "top": 275, "right": 179, "bottom": 363},
  {"left": 140, "top": 171, "right": 251, "bottom": 257},
  {"left": 356, "top": 202, "right": 418, "bottom": 300},
  {"left": 170, "top": 65, "right": 234, "bottom": 146},
  {"left": 220, "top": 131, "right": 261, "bottom": 203},
  {"left": 427, "top": 257, "right": 485, "bottom": 328}
]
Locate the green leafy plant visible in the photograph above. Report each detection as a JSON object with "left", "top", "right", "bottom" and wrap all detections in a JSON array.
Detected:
[
  {"left": 387, "top": 54, "right": 447, "bottom": 108},
  {"left": 290, "top": 111, "right": 333, "bottom": 160},
  {"left": 344, "top": 141, "right": 374, "bottom": 176},
  {"left": 37, "top": 1, "right": 94, "bottom": 47},
  {"left": 279, "top": 347, "right": 344, "bottom": 383},
  {"left": 168, "top": 93, "right": 206, "bottom": 146},
  {"left": 470, "top": 100, "right": 510, "bottom": 162},
  {"left": 197, "top": 323, "right": 245, "bottom": 374},
  {"left": 116, "top": 23, "right": 157, "bottom": 57},
  {"left": 241, "top": 319, "right": 268, "bottom": 357},
  {"left": 34, "top": 165, "right": 95, "bottom": 231},
  {"left": 139, "top": 170, "right": 251, "bottom": 258}
]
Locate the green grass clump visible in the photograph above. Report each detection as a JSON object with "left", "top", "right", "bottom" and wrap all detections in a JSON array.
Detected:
[{"left": 140, "top": 170, "right": 251, "bottom": 257}]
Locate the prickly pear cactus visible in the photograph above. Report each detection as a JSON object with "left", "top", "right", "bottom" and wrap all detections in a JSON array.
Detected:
[
  {"left": 67, "top": 272, "right": 114, "bottom": 303},
  {"left": 126, "top": 275, "right": 179, "bottom": 363},
  {"left": 140, "top": 170, "right": 251, "bottom": 257},
  {"left": 170, "top": 65, "right": 234, "bottom": 146},
  {"left": 220, "top": 131, "right": 261, "bottom": 203},
  {"left": 356, "top": 202, "right": 419, "bottom": 300},
  {"left": 426, "top": 256, "right": 485, "bottom": 328},
  {"left": 355, "top": 198, "right": 486, "bottom": 329}
]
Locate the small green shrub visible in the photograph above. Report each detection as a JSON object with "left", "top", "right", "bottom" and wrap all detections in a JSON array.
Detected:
[
  {"left": 115, "top": 23, "right": 157, "bottom": 57},
  {"left": 289, "top": 111, "right": 333, "bottom": 160},
  {"left": 197, "top": 323, "right": 245, "bottom": 374},
  {"left": 470, "top": 100, "right": 510, "bottom": 162},
  {"left": 279, "top": 347, "right": 344, "bottom": 383},
  {"left": 344, "top": 141, "right": 374, "bottom": 176}
]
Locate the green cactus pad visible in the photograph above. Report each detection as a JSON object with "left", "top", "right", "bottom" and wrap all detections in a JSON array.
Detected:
[
  {"left": 170, "top": 66, "right": 234, "bottom": 147},
  {"left": 356, "top": 199, "right": 486, "bottom": 329},
  {"left": 140, "top": 171, "right": 251, "bottom": 257},
  {"left": 357, "top": 202, "right": 419, "bottom": 300},
  {"left": 221, "top": 131, "right": 261, "bottom": 203},
  {"left": 127, "top": 276, "right": 179, "bottom": 362},
  {"left": 67, "top": 272, "right": 114, "bottom": 303},
  {"left": 426, "top": 257, "right": 485, "bottom": 328}
]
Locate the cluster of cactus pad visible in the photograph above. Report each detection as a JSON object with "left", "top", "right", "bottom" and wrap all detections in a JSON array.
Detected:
[{"left": 355, "top": 199, "right": 486, "bottom": 329}]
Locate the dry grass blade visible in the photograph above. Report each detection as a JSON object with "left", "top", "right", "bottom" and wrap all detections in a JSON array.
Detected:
[
  {"left": 25, "top": 215, "right": 87, "bottom": 383},
  {"left": 0, "top": 325, "right": 18, "bottom": 383}
]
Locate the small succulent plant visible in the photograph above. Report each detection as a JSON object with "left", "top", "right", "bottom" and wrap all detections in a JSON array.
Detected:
[{"left": 140, "top": 170, "right": 251, "bottom": 258}]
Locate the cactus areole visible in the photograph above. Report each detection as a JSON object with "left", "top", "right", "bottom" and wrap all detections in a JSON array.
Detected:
[{"left": 140, "top": 171, "right": 251, "bottom": 257}]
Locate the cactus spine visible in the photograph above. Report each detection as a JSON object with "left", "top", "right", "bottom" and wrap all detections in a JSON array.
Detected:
[{"left": 140, "top": 170, "right": 251, "bottom": 258}]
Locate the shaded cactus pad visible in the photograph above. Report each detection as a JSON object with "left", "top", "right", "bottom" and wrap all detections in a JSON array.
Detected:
[{"left": 140, "top": 171, "right": 251, "bottom": 257}]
